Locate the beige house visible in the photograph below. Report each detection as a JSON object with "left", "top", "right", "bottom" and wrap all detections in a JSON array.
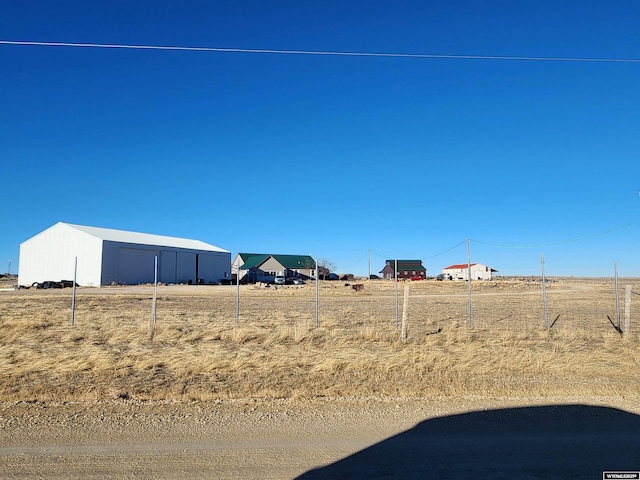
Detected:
[{"left": 232, "top": 253, "right": 316, "bottom": 283}]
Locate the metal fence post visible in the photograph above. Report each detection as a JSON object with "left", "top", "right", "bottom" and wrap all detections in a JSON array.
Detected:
[
  {"left": 541, "top": 253, "right": 549, "bottom": 328},
  {"left": 624, "top": 284, "right": 631, "bottom": 335},
  {"left": 70, "top": 256, "right": 77, "bottom": 327},
  {"left": 149, "top": 255, "right": 158, "bottom": 339},
  {"left": 614, "top": 261, "right": 621, "bottom": 332},
  {"left": 467, "top": 239, "right": 472, "bottom": 329},
  {"left": 395, "top": 259, "right": 399, "bottom": 329},
  {"left": 315, "top": 257, "right": 319, "bottom": 329},
  {"left": 235, "top": 266, "right": 240, "bottom": 326}
]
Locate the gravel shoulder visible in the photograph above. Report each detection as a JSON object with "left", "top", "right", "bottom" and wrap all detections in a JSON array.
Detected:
[{"left": 2, "top": 396, "right": 639, "bottom": 479}]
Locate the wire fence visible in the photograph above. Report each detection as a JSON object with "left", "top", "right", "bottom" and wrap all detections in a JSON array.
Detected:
[
  {"left": 3, "top": 275, "right": 639, "bottom": 341},
  {"left": 307, "top": 276, "right": 640, "bottom": 338}
]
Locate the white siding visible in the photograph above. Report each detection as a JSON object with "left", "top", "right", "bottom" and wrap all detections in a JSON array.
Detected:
[
  {"left": 19, "top": 222, "right": 231, "bottom": 287},
  {"left": 232, "top": 254, "right": 248, "bottom": 281},
  {"left": 441, "top": 263, "right": 495, "bottom": 281},
  {"left": 18, "top": 223, "right": 102, "bottom": 286}
]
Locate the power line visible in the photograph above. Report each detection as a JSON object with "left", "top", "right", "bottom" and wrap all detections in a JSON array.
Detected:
[
  {"left": 422, "top": 240, "right": 467, "bottom": 259},
  {"left": 367, "top": 240, "right": 467, "bottom": 264},
  {"left": 336, "top": 251, "right": 368, "bottom": 270},
  {"left": 343, "top": 217, "right": 640, "bottom": 271},
  {"left": 2, "top": 40, "right": 640, "bottom": 64},
  {"left": 471, "top": 218, "right": 640, "bottom": 248}
]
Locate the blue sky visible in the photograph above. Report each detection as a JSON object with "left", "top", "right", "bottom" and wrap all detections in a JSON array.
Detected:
[{"left": 2, "top": 1, "right": 639, "bottom": 277}]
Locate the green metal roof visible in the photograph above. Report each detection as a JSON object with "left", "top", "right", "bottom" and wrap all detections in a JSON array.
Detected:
[
  {"left": 271, "top": 254, "right": 316, "bottom": 269},
  {"left": 238, "top": 253, "right": 316, "bottom": 270},
  {"left": 383, "top": 260, "right": 427, "bottom": 271},
  {"left": 238, "top": 254, "right": 270, "bottom": 270}
]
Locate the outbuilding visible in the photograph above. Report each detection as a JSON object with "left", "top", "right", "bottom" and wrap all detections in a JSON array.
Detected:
[
  {"left": 18, "top": 222, "right": 231, "bottom": 287},
  {"left": 441, "top": 263, "right": 498, "bottom": 281}
]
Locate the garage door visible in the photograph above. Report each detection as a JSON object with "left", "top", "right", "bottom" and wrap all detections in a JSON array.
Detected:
[{"left": 117, "top": 248, "right": 159, "bottom": 285}]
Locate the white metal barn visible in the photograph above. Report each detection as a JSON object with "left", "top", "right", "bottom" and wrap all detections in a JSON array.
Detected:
[
  {"left": 19, "top": 222, "right": 231, "bottom": 287},
  {"left": 441, "top": 263, "right": 498, "bottom": 281}
]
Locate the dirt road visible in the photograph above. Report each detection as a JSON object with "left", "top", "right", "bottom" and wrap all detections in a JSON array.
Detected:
[{"left": 1, "top": 396, "right": 639, "bottom": 479}]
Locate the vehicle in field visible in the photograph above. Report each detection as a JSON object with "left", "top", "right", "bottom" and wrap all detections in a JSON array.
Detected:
[{"left": 435, "top": 274, "right": 452, "bottom": 281}]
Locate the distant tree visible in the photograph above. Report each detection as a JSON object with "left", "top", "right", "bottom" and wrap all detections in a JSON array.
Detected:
[
  {"left": 317, "top": 257, "right": 337, "bottom": 280},
  {"left": 303, "top": 257, "right": 337, "bottom": 280}
]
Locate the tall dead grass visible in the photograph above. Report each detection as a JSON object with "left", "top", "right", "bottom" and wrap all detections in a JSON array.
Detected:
[{"left": 0, "top": 279, "right": 638, "bottom": 402}]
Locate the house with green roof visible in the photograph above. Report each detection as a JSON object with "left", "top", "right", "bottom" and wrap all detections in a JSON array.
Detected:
[{"left": 232, "top": 253, "right": 316, "bottom": 283}]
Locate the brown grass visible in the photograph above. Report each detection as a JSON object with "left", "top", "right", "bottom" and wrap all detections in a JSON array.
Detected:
[{"left": 0, "top": 278, "right": 639, "bottom": 402}]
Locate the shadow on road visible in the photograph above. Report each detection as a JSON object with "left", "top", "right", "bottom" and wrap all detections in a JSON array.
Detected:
[{"left": 297, "top": 404, "right": 640, "bottom": 480}]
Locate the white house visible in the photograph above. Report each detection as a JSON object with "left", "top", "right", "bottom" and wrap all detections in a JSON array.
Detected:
[
  {"left": 441, "top": 263, "right": 498, "bottom": 281},
  {"left": 18, "top": 222, "right": 231, "bottom": 287}
]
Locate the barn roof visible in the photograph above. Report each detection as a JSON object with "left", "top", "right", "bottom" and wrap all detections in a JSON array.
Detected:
[
  {"left": 443, "top": 263, "right": 479, "bottom": 270},
  {"left": 382, "top": 260, "right": 427, "bottom": 272},
  {"left": 63, "top": 222, "right": 229, "bottom": 253},
  {"left": 238, "top": 253, "right": 316, "bottom": 270},
  {"left": 237, "top": 254, "right": 271, "bottom": 269},
  {"left": 443, "top": 263, "right": 498, "bottom": 272}
]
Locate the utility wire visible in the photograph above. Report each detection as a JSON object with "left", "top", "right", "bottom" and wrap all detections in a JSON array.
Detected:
[
  {"left": 421, "top": 240, "right": 467, "bottom": 259},
  {"left": 367, "top": 240, "right": 466, "bottom": 265},
  {"left": 336, "top": 251, "right": 368, "bottom": 270},
  {"left": 349, "top": 217, "right": 639, "bottom": 271},
  {"left": 2, "top": 40, "right": 640, "bottom": 63},
  {"left": 472, "top": 218, "right": 640, "bottom": 248},
  {"left": 369, "top": 249, "right": 391, "bottom": 260}
]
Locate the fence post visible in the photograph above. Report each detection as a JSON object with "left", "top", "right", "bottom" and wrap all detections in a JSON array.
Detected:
[
  {"left": 624, "top": 285, "right": 631, "bottom": 335},
  {"left": 315, "top": 257, "right": 319, "bottom": 329},
  {"left": 395, "top": 259, "right": 399, "bottom": 329},
  {"left": 614, "top": 262, "right": 621, "bottom": 332},
  {"left": 70, "top": 256, "right": 77, "bottom": 327},
  {"left": 541, "top": 253, "right": 549, "bottom": 328},
  {"left": 149, "top": 255, "right": 158, "bottom": 339},
  {"left": 467, "top": 239, "right": 472, "bottom": 329},
  {"left": 401, "top": 283, "right": 409, "bottom": 342},
  {"left": 235, "top": 265, "right": 240, "bottom": 326}
]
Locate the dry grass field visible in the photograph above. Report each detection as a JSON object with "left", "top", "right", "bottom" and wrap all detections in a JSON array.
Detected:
[{"left": 1, "top": 277, "right": 639, "bottom": 403}]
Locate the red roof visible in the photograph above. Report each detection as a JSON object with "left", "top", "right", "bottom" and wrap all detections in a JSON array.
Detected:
[{"left": 443, "top": 263, "right": 478, "bottom": 270}]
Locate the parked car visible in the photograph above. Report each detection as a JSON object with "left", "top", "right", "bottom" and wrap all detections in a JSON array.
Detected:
[
  {"left": 274, "top": 276, "right": 285, "bottom": 285},
  {"left": 286, "top": 277, "right": 305, "bottom": 285},
  {"left": 435, "top": 274, "right": 452, "bottom": 281}
]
